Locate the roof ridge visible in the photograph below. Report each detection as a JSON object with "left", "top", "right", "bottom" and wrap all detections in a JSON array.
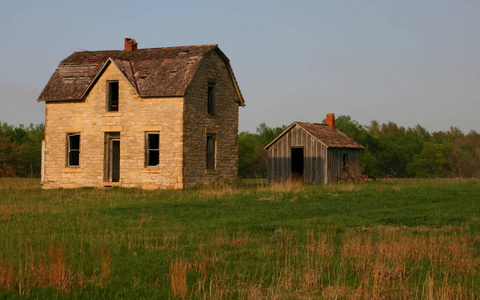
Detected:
[
  {"left": 72, "top": 44, "right": 218, "bottom": 54},
  {"left": 111, "top": 57, "right": 131, "bottom": 61}
]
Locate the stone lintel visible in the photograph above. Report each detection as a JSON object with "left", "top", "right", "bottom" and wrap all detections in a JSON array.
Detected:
[
  {"left": 142, "top": 126, "right": 163, "bottom": 131},
  {"left": 63, "top": 127, "right": 83, "bottom": 132},
  {"left": 206, "top": 126, "right": 218, "bottom": 134},
  {"left": 101, "top": 126, "right": 123, "bottom": 132}
]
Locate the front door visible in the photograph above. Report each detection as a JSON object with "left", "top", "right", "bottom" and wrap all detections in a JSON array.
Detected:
[{"left": 107, "top": 133, "right": 120, "bottom": 182}]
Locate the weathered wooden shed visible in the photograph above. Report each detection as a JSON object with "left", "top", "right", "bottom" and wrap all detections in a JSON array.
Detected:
[{"left": 264, "top": 114, "right": 364, "bottom": 184}]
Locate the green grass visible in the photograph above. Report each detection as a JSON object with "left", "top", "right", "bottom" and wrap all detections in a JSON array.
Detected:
[{"left": 0, "top": 179, "right": 479, "bottom": 298}]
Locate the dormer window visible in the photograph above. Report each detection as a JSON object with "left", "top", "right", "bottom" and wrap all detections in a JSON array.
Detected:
[
  {"left": 207, "top": 82, "right": 215, "bottom": 116},
  {"left": 107, "top": 81, "right": 119, "bottom": 111}
]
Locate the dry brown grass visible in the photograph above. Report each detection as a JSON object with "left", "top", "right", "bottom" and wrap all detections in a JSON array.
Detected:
[
  {"left": 331, "top": 182, "right": 359, "bottom": 192},
  {"left": 180, "top": 224, "right": 478, "bottom": 299},
  {"left": 259, "top": 180, "right": 305, "bottom": 193},
  {"left": 6, "top": 225, "right": 469, "bottom": 299},
  {"left": 0, "top": 177, "right": 40, "bottom": 190},
  {"left": 0, "top": 259, "right": 15, "bottom": 290},
  {"left": 169, "top": 257, "right": 190, "bottom": 298},
  {"left": 380, "top": 177, "right": 479, "bottom": 184},
  {"left": 98, "top": 247, "right": 111, "bottom": 286},
  {"left": 0, "top": 242, "right": 115, "bottom": 295},
  {"left": 0, "top": 202, "right": 32, "bottom": 220},
  {"left": 341, "top": 227, "right": 480, "bottom": 275},
  {"left": 46, "top": 242, "right": 67, "bottom": 288},
  {"left": 215, "top": 232, "right": 247, "bottom": 248},
  {"left": 196, "top": 179, "right": 242, "bottom": 200}
]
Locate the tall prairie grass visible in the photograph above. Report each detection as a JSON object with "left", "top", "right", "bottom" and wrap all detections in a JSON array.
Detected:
[
  {"left": 0, "top": 177, "right": 40, "bottom": 190},
  {"left": 0, "top": 179, "right": 479, "bottom": 298}
]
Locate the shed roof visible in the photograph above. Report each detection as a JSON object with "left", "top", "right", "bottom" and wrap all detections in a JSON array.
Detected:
[
  {"left": 264, "top": 122, "right": 365, "bottom": 150},
  {"left": 38, "top": 44, "right": 244, "bottom": 105}
]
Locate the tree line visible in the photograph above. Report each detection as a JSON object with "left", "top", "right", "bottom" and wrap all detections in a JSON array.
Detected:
[
  {"left": 1, "top": 118, "right": 479, "bottom": 179},
  {"left": 239, "top": 116, "right": 480, "bottom": 179},
  {"left": 0, "top": 122, "right": 44, "bottom": 177}
]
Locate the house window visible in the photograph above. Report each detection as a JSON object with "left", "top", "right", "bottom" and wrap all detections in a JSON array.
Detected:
[
  {"left": 145, "top": 132, "right": 160, "bottom": 167},
  {"left": 206, "top": 133, "right": 216, "bottom": 170},
  {"left": 207, "top": 82, "right": 215, "bottom": 115},
  {"left": 343, "top": 154, "right": 348, "bottom": 167},
  {"left": 107, "top": 81, "right": 119, "bottom": 111},
  {"left": 67, "top": 133, "right": 80, "bottom": 167}
]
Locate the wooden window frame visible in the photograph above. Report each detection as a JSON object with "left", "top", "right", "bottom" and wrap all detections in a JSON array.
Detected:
[
  {"left": 207, "top": 82, "right": 216, "bottom": 116},
  {"left": 66, "top": 133, "right": 80, "bottom": 167},
  {"left": 145, "top": 132, "right": 160, "bottom": 168},
  {"left": 206, "top": 133, "right": 216, "bottom": 170},
  {"left": 107, "top": 81, "right": 119, "bottom": 112}
]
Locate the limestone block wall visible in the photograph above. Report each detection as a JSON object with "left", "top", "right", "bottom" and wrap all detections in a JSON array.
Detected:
[
  {"left": 43, "top": 63, "right": 184, "bottom": 189},
  {"left": 183, "top": 51, "right": 240, "bottom": 188}
]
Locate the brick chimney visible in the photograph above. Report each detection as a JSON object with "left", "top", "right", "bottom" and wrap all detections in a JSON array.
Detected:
[
  {"left": 124, "top": 38, "right": 137, "bottom": 51},
  {"left": 326, "top": 113, "right": 335, "bottom": 128}
]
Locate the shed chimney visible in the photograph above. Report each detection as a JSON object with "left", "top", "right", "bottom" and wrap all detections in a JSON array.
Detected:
[
  {"left": 124, "top": 38, "right": 137, "bottom": 51},
  {"left": 326, "top": 113, "right": 335, "bottom": 128}
]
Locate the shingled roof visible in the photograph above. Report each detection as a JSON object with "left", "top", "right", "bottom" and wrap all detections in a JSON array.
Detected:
[
  {"left": 38, "top": 44, "right": 244, "bottom": 105},
  {"left": 264, "top": 122, "right": 364, "bottom": 149}
]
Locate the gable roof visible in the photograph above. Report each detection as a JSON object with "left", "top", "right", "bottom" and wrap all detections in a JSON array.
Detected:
[
  {"left": 264, "top": 122, "right": 364, "bottom": 150},
  {"left": 38, "top": 44, "right": 245, "bottom": 106}
]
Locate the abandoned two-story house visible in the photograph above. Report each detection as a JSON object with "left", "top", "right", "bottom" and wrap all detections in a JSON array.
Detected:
[{"left": 38, "top": 38, "right": 245, "bottom": 189}]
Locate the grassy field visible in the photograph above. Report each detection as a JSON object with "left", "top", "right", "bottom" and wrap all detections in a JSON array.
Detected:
[{"left": 0, "top": 178, "right": 479, "bottom": 299}]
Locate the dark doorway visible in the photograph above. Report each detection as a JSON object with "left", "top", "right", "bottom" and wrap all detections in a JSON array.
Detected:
[
  {"left": 107, "top": 133, "right": 120, "bottom": 182},
  {"left": 291, "top": 147, "right": 304, "bottom": 181}
]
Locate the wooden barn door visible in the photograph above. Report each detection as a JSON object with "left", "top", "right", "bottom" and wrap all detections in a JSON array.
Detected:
[{"left": 291, "top": 147, "right": 304, "bottom": 182}]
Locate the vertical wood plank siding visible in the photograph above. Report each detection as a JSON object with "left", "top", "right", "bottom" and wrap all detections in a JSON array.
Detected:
[
  {"left": 267, "top": 125, "right": 361, "bottom": 184},
  {"left": 268, "top": 125, "right": 327, "bottom": 184},
  {"left": 326, "top": 148, "right": 361, "bottom": 183}
]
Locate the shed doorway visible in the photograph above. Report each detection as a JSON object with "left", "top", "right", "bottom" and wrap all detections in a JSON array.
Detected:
[
  {"left": 291, "top": 147, "right": 304, "bottom": 181},
  {"left": 106, "top": 133, "right": 120, "bottom": 182}
]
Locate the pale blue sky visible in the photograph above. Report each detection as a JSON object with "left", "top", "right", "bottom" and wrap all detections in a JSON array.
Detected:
[{"left": 1, "top": 0, "right": 479, "bottom": 133}]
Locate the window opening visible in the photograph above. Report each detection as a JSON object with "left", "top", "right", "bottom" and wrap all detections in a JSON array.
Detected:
[
  {"left": 67, "top": 133, "right": 80, "bottom": 167},
  {"left": 206, "top": 134, "right": 216, "bottom": 170},
  {"left": 207, "top": 83, "right": 215, "bottom": 115},
  {"left": 146, "top": 133, "right": 160, "bottom": 167},
  {"left": 107, "top": 81, "right": 119, "bottom": 111}
]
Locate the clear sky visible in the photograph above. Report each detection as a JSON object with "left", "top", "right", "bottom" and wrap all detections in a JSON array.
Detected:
[{"left": 1, "top": 0, "right": 479, "bottom": 133}]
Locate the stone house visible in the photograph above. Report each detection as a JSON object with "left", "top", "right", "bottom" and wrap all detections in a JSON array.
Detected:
[
  {"left": 264, "top": 114, "right": 364, "bottom": 184},
  {"left": 38, "top": 38, "right": 245, "bottom": 189}
]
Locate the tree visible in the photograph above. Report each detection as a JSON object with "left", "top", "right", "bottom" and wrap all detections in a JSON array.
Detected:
[
  {"left": 238, "top": 123, "right": 286, "bottom": 178},
  {"left": 0, "top": 136, "right": 27, "bottom": 176},
  {"left": 380, "top": 121, "right": 405, "bottom": 135},
  {"left": 376, "top": 132, "right": 423, "bottom": 177},
  {"left": 406, "top": 142, "right": 448, "bottom": 177},
  {"left": 0, "top": 122, "right": 44, "bottom": 177},
  {"left": 446, "top": 133, "right": 480, "bottom": 177},
  {"left": 407, "top": 124, "right": 432, "bottom": 142},
  {"left": 333, "top": 115, "right": 369, "bottom": 146},
  {"left": 366, "top": 120, "right": 381, "bottom": 136}
]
